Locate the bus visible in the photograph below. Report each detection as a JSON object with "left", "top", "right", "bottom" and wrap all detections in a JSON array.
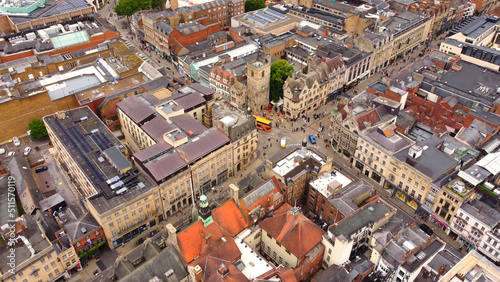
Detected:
[{"left": 253, "top": 115, "right": 272, "bottom": 132}]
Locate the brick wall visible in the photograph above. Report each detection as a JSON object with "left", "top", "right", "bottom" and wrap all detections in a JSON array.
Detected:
[{"left": 0, "top": 93, "right": 78, "bottom": 141}]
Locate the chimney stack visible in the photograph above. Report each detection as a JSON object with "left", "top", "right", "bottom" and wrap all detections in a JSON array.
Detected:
[
  {"left": 194, "top": 265, "right": 203, "bottom": 282},
  {"left": 165, "top": 224, "right": 178, "bottom": 247},
  {"left": 478, "top": 206, "right": 484, "bottom": 214},
  {"left": 435, "top": 264, "right": 447, "bottom": 281},
  {"left": 230, "top": 184, "right": 240, "bottom": 202}
]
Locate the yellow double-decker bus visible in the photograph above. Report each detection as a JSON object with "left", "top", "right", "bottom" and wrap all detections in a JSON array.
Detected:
[{"left": 253, "top": 115, "right": 272, "bottom": 132}]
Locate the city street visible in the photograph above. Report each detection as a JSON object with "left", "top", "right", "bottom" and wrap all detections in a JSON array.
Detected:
[{"left": 97, "top": 3, "right": 180, "bottom": 78}]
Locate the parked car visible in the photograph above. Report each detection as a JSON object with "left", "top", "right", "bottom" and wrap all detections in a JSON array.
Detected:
[
  {"left": 35, "top": 166, "right": 48, "bottom": 173},
  {"left": 308, "top": 135, "right": 316, "bottom": 144},
  {"left": 420, "top": 224, "right": 434, "bottom": 236},
  {"left": 7, "top": 152, "right": 15, "bottom": 157},
  {"left": 0, "top": 148, "right": 5, "bottom": 155},
  {"left": 23, "top": 147, "right": 31, "bottom": 156},
  {"left": 12, "top": 137, "right": 20, "bottom": 147}
]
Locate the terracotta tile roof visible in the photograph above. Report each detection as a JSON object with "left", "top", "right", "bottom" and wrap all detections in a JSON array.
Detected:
[
  {"left": 199, "top": 255, "right": 249, "bottom": 281},
  {"left": 278, "top": 268, "right": 298, "bottom": 282},
  {"left": 259, "top": 204, "right": 325, "bottom": 259},
  {"left": 177, "top": 200, "right": 248, "bottom": 263},
  {"left": 357, "top": 108, "right": 381, "bottom": 131},
  {"left": 116, "top": 95, "right": 154, "bottom": 123},
  {"left": 211, "top": 199, "right": 249, "bottom": 236}
]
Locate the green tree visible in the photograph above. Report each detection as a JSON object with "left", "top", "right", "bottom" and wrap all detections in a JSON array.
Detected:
[
  {"left": 270, "top": 60, "right": 294, "bottom": 103},
  {"left": 29, "top": 119, "right": 48, "bottom": 139},
  {"left": 114, "top": 0, "right": 142, "bottom": 23},
  {"left": 245, "top": 0, "right": 266, "bottom": 12}
]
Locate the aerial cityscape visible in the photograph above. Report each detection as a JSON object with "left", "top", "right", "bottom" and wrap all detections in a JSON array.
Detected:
[{"left": 0, "top": 0, "right": 499, "bottom": 280}]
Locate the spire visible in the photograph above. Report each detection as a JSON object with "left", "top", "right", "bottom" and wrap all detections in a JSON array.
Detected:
[
  {"left": 291, "top": 201, "right": 299, "bottom": 217},
  {"left": 198, "top": 193, "right": 213, "bottom": 227}
]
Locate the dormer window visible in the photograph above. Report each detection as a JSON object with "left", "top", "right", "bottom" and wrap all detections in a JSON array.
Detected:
[{"left": 210, "top": 73, "right": 215, "bottom": 78}]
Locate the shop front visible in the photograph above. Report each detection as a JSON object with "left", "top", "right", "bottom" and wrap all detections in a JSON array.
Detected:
[
  {"left": 416, "top": 204, "right": 432, "bottom": 222},
  {"left": 393, "top": 188, "right": 419, "bottom": 211},
  {"left": 429, "top": 215, "right": 449, "bottom": 233}
]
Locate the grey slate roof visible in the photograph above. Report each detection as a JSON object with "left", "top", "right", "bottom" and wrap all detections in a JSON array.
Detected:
[
  {"left": 119, "top": 245, "right": 188, "bottom": 282},
  {"left": 402, "top": 239, "right": 444, "bottom": 273},
  {"left": 460, "top": 197, "right": 500, "bottom": 228},
  {"left": 63, "top": 212, "right": 100, "bottom": 242},
  {"left": 103, "top": 147, "right": 132, "bottom": 172},
  {"left": 329, "top": 200, "right": 394, "bottom": 239},
  {"left": 242, "top": 179, "right": 278, "bottom": 209},
  {"left": 394, "top": 136, "right": 458, "bottom": 181},
  {"left": 329, "top": 180, "right": 373, "bottom": 217},
  {"left": 8, "top": 156, "right": 43, "bottom": 214}
]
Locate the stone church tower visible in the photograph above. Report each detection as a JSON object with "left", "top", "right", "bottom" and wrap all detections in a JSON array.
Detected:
[{"left": 246, "top": 53, "right": 271, "bottom": 113}]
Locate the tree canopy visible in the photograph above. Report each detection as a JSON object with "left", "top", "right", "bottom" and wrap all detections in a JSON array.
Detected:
[
  {"left": 270, "top": 60, "right": 294, "bottom": 103},
  {"left": 245, "top": 0, "right": 266, "bottom": 12},
  {"left": 114, "top": 0, "right": 163, "bottom": 18},
  {"left": 29, "top": 119, "right": 48, "bottom": 139},
  {"left": 114, "top": 0, "right": 141, "bottom": 18}
]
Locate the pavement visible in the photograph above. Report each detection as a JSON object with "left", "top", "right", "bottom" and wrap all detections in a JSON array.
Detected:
[
  {"left": 328, "top": 148, "right": 467, "bottom": 255},
  {"left": 97, "top": 3, "right": 180, "bottom": 78}
]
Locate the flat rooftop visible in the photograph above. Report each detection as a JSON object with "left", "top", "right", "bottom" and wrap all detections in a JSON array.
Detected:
[
  {"left": 233, "top": 8, "right": 302, "bottom": 34},
  {"left": 76, "top": 73, "right": 150, "bottom": 105},
  {"left": 44, "top": 107, "right": 156, "bottom": 204},
  {"left": 310, "top": 170, "right": 352, "bottom": 199},
  {"left": 235, "top": 228, "right": 274, "bottom": 279},
  {"left": 272, "top": 148, "right": 326, "bottom": 177}
]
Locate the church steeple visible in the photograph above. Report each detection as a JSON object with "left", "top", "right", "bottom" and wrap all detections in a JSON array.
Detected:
[{"left": 198, "top": 194, "right": 213, "bottom": 227}]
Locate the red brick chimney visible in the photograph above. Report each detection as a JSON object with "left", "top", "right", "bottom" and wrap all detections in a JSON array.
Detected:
[
  {"left": 435, "top": 264, "right": 447, "bottom": 281},
  {"left": 478, "top": 206, "right": 484, "bottom": 214}
]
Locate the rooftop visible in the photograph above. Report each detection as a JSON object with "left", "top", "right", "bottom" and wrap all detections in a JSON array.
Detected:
[
  {"left": 329, "top": 199, "right": 394, "bottom": 239},
  {"left": 329, "top": 180, "right": 373, "bottom": 217},
  {"left": 0, "top": 216, "right": 51, "bottom": 276},
  {"left": 232, "top": 7, "right": 302, "bottom": 34},
  {"left": 382, "top": 12, "right": 430, "bottom": 37},
  {"left": 452, "top": 15, "right": 500, "bottom": 39},
  {"left": 420, "top": 61, "right": 500, "bottom": 110},
  {"left": 363, "top": 123, "right": 414, "bottom": 154},
  {"left": 234, "top": 229, "right": 274, "bottom": 279},
  {"left": 177, "top": 199, "right": 248, "bottom": 263},
  {"left": 259, "top": 204, "right": 325, "bottom": 259},
  {"left": 310, "top": 170, "right": 352, "bottom": 199},
  {"left": 272, "top": 148, "right": 326, "bottom": 177},
  {"left": 402, "top": 239, "right": 444, "bottom": 273},
  {"left": 394, "top": 136, "right": 459, "bottom": 181},
  {"left": 460, "top": 196, "right": 500, "bottom": 228}
]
